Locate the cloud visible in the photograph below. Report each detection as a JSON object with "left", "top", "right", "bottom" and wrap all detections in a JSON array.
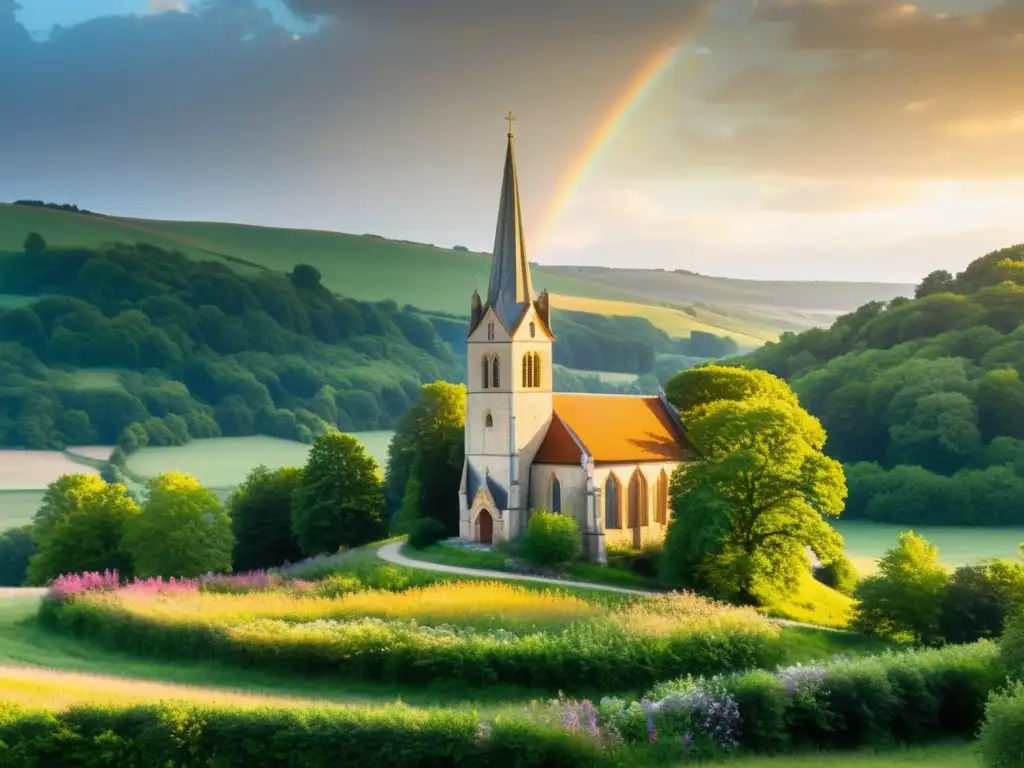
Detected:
[
  {"left": 674, "top": 0, "right": 1024, "bottom": 177},
  {"left": 149, "top": 0, "right": 189, "bottom": 13},
  {"left": 760, "top": 178, "right": 926, "bottom": 213}
]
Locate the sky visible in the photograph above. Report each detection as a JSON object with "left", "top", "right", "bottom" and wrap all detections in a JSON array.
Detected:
[{"left": 2, "top": 0, "right": 1022, "bottom": 283}]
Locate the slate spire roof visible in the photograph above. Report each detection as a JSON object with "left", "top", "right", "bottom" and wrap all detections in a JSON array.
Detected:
[{"left": 486, "top": 124, "right": 534, "bottom": 331}]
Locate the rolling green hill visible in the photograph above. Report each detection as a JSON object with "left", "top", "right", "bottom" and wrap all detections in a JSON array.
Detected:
[{"left": 0, "top": 203, "right": 910, "bottom": 343}]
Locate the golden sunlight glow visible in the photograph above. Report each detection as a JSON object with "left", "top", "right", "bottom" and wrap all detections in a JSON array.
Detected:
[{"left": 945, "top": 112, "right": 1024, "bottom": 139}]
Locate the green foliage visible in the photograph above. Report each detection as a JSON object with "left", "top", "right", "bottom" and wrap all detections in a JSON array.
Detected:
[
  {"left": 227, "top": 465, "right": 305, "bottom": 571},
  {"left": 734, "top": 243, "right": 1024, "bottom": 526},
  {"left": 0, "top": 241, "right": 460, "bottom": 451},
  {"left": 813, "top": 553, "right": 859, "bottom": 596},
  {"left": 123, "top": 472, "right": 234, "bottom": 578},
  {"left": 384, "top": 381, "right": 466, "bottom": 536},
  {"left": 853, "top": 532, "right": 949, "bottom": 644},
  {"left": 408, "top": 517, "right": 447, "bottom": 550},
  {"left": 979, "top": 682, "right": 1024, "bottom": 768},
  {"left": 0, "top": 525, "right": 35, "bottom": 586},
  {"left": 26, "top": 474, "right": 140, "bottom": 585},
  {"left": 0, "top": 701, "right": 608, "bottom": 768},
  {"left": 292, "top": 431, "right": 386, "bottom": 555},
  {"left": 939, "top": 559, "right": 1024, "bottom": 644},
  {"left": 22, "top": 231, "right": 45, "bottom": 256},
  {"left": 522, "top": 511, "right": 582, "bottom": 568},
  {"left": 1001, "top": 612, "right": 1024, "bottom": 682},
  {"left": 661, "top": 368, "right": 846, "bottom": 605}
]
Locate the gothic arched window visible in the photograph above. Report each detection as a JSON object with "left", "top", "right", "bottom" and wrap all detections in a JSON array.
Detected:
[
  {"left": 491, "top": 356, "right": 500, "bottom": 388},
  {"left": 654, "top": 469, "right": 669, "bottom": 524},
  {"left": 481, "top": 355, "right": 490, "bottom": 389},
  {"left": 604, "top": 474, "right": 621, "bottom": 529},
  {"left": 529, "top": 321, "right": 536, "bottom": 338},
  {"left": 485, "top": 411, "right": 494, "bottom": 428},
  {"left": 522, "top": 353, "right": 530, "bottom": 387},
  {"left": 550, "top": 474, "right": 562, "bottom": 514},
  {"left": 487, "top": 322, "right": 495, "bottom": 340},
  {"left": 532, "top": 353, "right": 541, "bottom": 388}
]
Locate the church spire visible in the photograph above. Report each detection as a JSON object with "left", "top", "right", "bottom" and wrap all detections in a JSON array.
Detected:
[{"left": 486, "top": 111, "right": 534, "bottom": 331}]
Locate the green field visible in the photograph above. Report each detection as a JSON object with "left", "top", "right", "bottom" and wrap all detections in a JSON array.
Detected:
[
  {"left": 0, "top": 491, "right": 40, "bottom": 532},
  {"left": 0, "top": 203, "right": 909, "bottom": 342},
  {"left": 123, "top": 432, "right": 393, "bottom": 489},
  {"left": 835, "top": 520, "right": 1024, "bottom": 574}
]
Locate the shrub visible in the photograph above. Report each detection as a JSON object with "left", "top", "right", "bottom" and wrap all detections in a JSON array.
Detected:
[
  {"left": 813, "top": 554, "right": 858, "bottom": 596},
  {"left": 523, "top": 510, "right": 581, "bottom": 568},
  {"left": 979, "top": 681, "right": 1024, "bottom": 768},
  {"left": 228, "top": 465, "right": 304, "bottom": 571},
  {"left": 940, "top": 560, "right": 1024, "bottom": 644},
  {"left": 1001, "top": 611, "right": 1024, "bottom": 681},
  {"left": 0, "top": 701, "right": 608, "bottom": 768},
  {"left": 409, "top": 518, "right": 447, "bottom": 550}
]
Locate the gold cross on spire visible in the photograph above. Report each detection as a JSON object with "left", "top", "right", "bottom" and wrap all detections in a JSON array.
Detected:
[{"left": 505, "top": 110, "right": 516, "bottom": 137}]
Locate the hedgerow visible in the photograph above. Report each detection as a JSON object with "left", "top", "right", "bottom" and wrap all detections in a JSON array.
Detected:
[
  {"left": 0, "top": 701, "right": 608, "bottom": 768},
  {"left": 979, "top": 681, "right": 1024, "bottom": 768},
  {"left": 39, "top": 574, "right": 782, "bottom": 693}
]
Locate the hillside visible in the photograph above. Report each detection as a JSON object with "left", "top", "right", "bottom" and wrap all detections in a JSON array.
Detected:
[
  {"left": 0, "top": 203, "right": 908, "bottom": 342},
  {"left": 736, "top": 243, "right": 1024, "bottom": 527}
]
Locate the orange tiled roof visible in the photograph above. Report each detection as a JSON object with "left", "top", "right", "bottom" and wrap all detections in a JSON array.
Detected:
[{"left": 533, "top": 394, "right": 694, "bottom": 465}]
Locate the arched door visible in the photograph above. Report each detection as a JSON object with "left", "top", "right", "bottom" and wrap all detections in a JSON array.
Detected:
[{"left": 477, "top": 509, "right": 494, "bottom": 545}]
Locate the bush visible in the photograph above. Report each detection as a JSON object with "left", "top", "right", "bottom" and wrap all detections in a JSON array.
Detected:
[
  {"left": 228, "top": 465, "right": 304, "bottom": 571},
  {"left": 408, "top": 518, "right": 447, "bottom": 550},
  {"left": 979, "top": 681, "right": 1024, "bottom": 768},
  {"left": 522, "top": 511, "right": 581, "bottom": 568},
  {"left": 1001, "top": 611, "right": 1024, "bottom": 681},
  {"left": 0, "top": 701, "right": 608, "bottom": 768},
  {"left": 813, "top": 554, "right": 859, "bottom": 596},
  {"left": 940, "top": 560, "right": 1024, "bottom": 644}
]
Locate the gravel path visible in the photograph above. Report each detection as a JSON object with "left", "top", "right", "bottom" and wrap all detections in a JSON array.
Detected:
[{"left": 376, "top": 541, "right": 843, "bottom": 632}]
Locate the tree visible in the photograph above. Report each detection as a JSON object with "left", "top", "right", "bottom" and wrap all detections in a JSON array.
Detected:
[
  {"left": 228, "top": 464, "right": 305, "bottom": 571},
  {"left": 27, "top": 474, "right": 140, "bottom": 585},
  {"left": 853, "top": 531, "right": 949, "bottom": 644},
  {"left": 123, "top": 472, "right": 234, "bottom": 578},
  {"left": 915, "top": 269, "right": 954, "bottom": 298},
  {"left": 939, "top": 559, "right": 1024, "bottom": 644},
  {"left": 23, "top": 232, "right": 46, "bottom": 256},
  {"left": 385, "top": 381, "right": 466, "bottom": 535},
  {"left": 660, "top": 368, "right": 846, "bottom": 604},
  {"left": 292, "top": 431, "right": 386, "bottom": 555},
  {"left": 0, "top": 526, "right": 36, "bottom": 586}
]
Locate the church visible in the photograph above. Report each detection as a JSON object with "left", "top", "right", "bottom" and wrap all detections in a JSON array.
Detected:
[{"left": 458, "top": 118, "right": 699, "bottom": 564}]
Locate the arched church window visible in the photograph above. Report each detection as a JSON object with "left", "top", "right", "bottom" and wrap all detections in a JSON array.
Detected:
[
  {"left": 529, "top": 322, "right": 536, "bottom": 338},
  {"left": 654, "top": 469, "right": 669, "bottom": 524},
  {"left": 550, "top": 474, "right": 561, "bottom": 514},
  {"left": 605, "top": 474, "right": 621, "bottom": 529},
  {"left": 522, "top": 354, "right": 530, "bottom": 388},
  {"left": 487, "top": 322, "right": 495, "bottom": 341},
  {"left": 481, "top": 356, "right": 490, "bottom": 389},
  {"left": 485, "top": 412, "right": 494, "bottom": 428},
  {"left": 532, "top": 353, "right": 541, "bottom": 388},
  {"left": 491, "top": 356, "right": 500, "bottom": 388}
]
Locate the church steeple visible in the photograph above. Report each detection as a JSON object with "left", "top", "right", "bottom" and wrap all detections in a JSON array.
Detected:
[{"left": 486, "top": 111, "right": 534, "bottom": 331}]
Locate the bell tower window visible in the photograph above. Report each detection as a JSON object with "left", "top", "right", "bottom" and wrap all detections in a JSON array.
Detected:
[
  {"left": 481, "top": 356, "right": 490, "bottom": 389},
  {"left": 487, "top": 322, "right": 495, "bottom": 341},
  {"left": 485, "top": 412, "right": 494, "bottom": 428},
  {"left": 529, "top": 322, "right": 536, "bottom": 338},
  {"left": 491, "top": 356, "right": 500, "bottom": 388},
  {"left": 521, "top": 352, "right": 541, "bottom": 388}
]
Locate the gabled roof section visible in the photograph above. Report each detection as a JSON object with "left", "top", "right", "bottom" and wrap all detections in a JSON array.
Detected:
[
  {"left": 486, "top": 130, "right": 534, "bottom": 332},
  {"left": 466, "top": 462, "right": 509, "bottom": 510},
  {"left": 534, "top": 394, "right": 699, "bottom": 465}
]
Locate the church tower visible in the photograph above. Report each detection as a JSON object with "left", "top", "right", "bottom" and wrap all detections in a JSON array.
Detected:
[{"left": 459, "top": 113, "right": 554, "bottom": 545}]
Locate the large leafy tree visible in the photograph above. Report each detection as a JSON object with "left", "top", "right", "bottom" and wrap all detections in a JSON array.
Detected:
[
  {"left": 292, "top": 431, "right": 386, "bottom": 555},
  {"left": 385, "top": 381, "right": 466, "bottom": 536},
  {"left": 27, "top": 473, "right": 140, "bottom": 585},
  {"left": 227, "top": 464, "right": 305, "bottom": 571},
  {"left": 123, "top": 472, "right": 234, "bottom": 578},
  {"left": 853, "top": 531, "right": 949, "bottom": 644},
  {"left": 0, "top": 526, "right": 37, "bottom": 587},
  {"left": 661, "top": 366, "right": 846, "bottom": 604}
]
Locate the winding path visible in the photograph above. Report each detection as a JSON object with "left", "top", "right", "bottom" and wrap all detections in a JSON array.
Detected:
[{"left": 376, "top": 542, "right": 841, "bottom": 632}]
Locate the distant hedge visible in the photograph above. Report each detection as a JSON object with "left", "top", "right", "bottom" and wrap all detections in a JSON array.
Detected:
[{"left": 0, "top": 702, "right": 607, "bottom": 768}]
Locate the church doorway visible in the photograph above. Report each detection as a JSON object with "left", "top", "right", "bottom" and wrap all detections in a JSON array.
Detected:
[
  {"left": 477, "top": 509, "right": 494, "bottom": 545},
  {"left": 627, "top": 470, "right": 648, "bottom": 549}
]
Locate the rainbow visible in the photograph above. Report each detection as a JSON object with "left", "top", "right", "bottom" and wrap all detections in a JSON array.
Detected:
[{"left": 536, "top": 39, "right": 690, "bottom": 246}]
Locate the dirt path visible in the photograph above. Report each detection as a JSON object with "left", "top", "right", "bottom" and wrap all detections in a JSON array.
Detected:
[
  {"left": 376, "top": 541, "right": 843, "bottom": 632},
  {"left": 0, "top": 588, "right": 46, "bottom": 599}
]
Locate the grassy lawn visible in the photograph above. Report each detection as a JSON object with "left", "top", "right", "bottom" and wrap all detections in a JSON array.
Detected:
[
  {"left": 764, "top": 570, "right": 856, "bottom": 630},
  {"left": 0, "top": 490, "right": 40, "bottom": 533},
  {"left": 702, "top": 743, "right": 979, "bottom": 767}
]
